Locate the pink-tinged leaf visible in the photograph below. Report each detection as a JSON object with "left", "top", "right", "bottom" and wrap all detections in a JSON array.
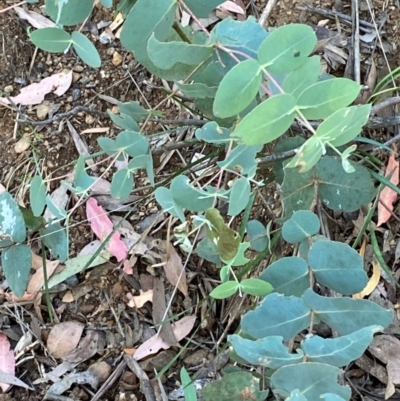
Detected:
[
  {"left": 378, "top": 154, "right": 399, "bottom": 226},
  {"left": 0, "top": 70, "right": 72, "bottom": 106},
  {"left": 86, "top": 198, "right": 128, "bottom": 261},
  {"left": 0, "top": 334, "right": 15, "bottom": 392},
  {"left": 133, "top": 315, "right": 196, "bottom": 360}
]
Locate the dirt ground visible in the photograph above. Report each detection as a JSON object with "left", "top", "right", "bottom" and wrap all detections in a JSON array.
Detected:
[{"left": 1, "top": 0, "right": 400, "bottom": 400}]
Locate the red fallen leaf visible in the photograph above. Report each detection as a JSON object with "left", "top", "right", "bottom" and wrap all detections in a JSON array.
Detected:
[
  {"left": 377, "top": 154, "right": 399, "bottom": 226},
  {"left": 86, "top": 198, "right": 128, "bottom": 261},
  {"left": 0, "top": 334, "right": 15, "bottom": 392}
]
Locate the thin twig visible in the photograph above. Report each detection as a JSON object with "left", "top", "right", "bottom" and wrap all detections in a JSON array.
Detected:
[{"left": 258, "top": 0, "right": 278, "bottom": 28}]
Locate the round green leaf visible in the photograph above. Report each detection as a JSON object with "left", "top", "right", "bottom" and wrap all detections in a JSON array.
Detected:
[
  {"left": 258, "top": 24, "right": 317, "bottom": 73},
  {"left": 116, "top": 131, "right": 149, "bottom": 157},
  {"left": 155, "top": 187, "right": 185, "bottom": 222},
  {"left": 210, "top": 281, "right": 239, "bottom": 299},
  {"left": 2, "top": 244, "right": 31, "bottom": 297},
  {"left": 282, "top": 210, "right": 320, "bottom": 243},
  {"left": 0, "top": 192, "right": 26, "bottom": 246},
  {"left": 228, "top": 177, "right": 250, "bottom": 216},
  {"left": 111, "top": 169, "right": 134, "bottom": 201},
  {"left": 97, "top": 137, "right": 118, "bottom": 155},
  {"left": 240, "top": 278, "right": 273, "bottom": 296},
  {"left": 71, "top": 31, "right": 101, "bottom": 68},
  {"left": 297, "top": 78, "right": 362, "bottom": 120},
  {"left": 30, "top": 175, "right": 46, "bottom": 217},
  {"left": 246, "top": 220, "right": 268, "bottom": 252},
  {"left": 30, "top": 28, "right": 71, "bottom": 53},
  {"left": 45, "top": 0, "right": 94, "bottom": 25},
  {"left": 232, "top": 94, "right": 296, "bottom": 145},
  {"left": 213, "top": 59, "right": 262, "bottom": 118},
  {"left": 308, "top": 240, "right": 367, "bottom": 295}
]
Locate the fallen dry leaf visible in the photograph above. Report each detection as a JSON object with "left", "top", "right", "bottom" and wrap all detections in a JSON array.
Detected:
[
  {"left": 218, "top": 1, "right": 245, "bottom": 15},
  {"left": 126, "top": 289, "right": 153, "bottom": 308},
  {"left": 369, "top": 335, "right": 400, "bottom": 399},
  {"left": 132, "top": 315, "right": 196, "bottom": 360},
  {"left": 377, "top": 153, "right": 399, "bottom": 226},
  {"left": 163, "top": 245, "right": 188, "bottom": 296},
  {"left": 0, "top": 334, "right": 15, "bottom": 392},
  {"left": 47, "top": 321, "right": 85, "bottom": 359},
  {"left": 27, "top": 259, "right": 60, "bottom": 294},
  {"left": 86, "top": 197, "right": 128, "bottom": 262},
  {"left": 353, "top": 256, "right": 380, "bottom": 299},
  {"left": 14, "top": 6, "right": 57, "bottom": 29},
  {"left": 0, "top": 70, "right": 72, "bottom": 106}
]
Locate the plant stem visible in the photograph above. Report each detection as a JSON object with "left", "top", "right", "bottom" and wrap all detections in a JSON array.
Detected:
[{"left": 41, "top": 241, "right": 54, "bottom": 322}]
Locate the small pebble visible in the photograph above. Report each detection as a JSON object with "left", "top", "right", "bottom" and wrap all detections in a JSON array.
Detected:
[
  {"left": 4, "top": 85, "right": 13, "bottom": 93},
  {"left": 37, "top": 103, "right": 50, "bottom": 120},
  {"left": 71, "top": 88, "right": 80, "bottom": 100},
  {"left": 73, "top": 65, "right": 84, "bottom": 72}
]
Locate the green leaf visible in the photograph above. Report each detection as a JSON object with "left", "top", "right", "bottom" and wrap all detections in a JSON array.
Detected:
[
  {"left": 258, "top": 24, "right": 317, "bottom": 73},
  {"left": 111, "top": 169, "right": 134, "bottom": 201},
  {"left": 74, "top": 156, "right": 94, "bottom": 191},
  {"left": 20, "top": 206, "right": 46, "bottom": 231},
  {"left": 0, "top": 192, "right": 26, "bottom": 246},
  {"left": 170, "top": 176, "right": 214, "bottom": 212},
  {"left": 241, "top": 293, "right": 311, "bottom": 340},
  {"left": 100, "top": 0, "right": 112, "bottom": 7},
  {"left": 48, "top": 254, "right": 108, "bottom": 289},
  {"left": 229, "top": 335, "right": 303, "bottom": 368},
  {"left": 116, "top": 0, "right": 137, "bottom": 16},
  {"left": 30, "top": 28, "right": 71, "bottom": 53},
  {"left": 45, "top": 0, "right": 94, "bottom": 25},
  {"left": 210, "top": 281, "right": 239, "bottom": 299},
  {"left": 302, "top": 325, "right": 382, "bottom": 367},
  {"left": 176, "top": 82, "right": 217, "bottom": 99},
  {"left": 180, "top": 367, "right": 197, "bottom": 401},
  {"left": 246, "top": 220, "right": 268, "bottom": 252},
  {"left": 108, "top": 111, "right": 140, "bottom": 131},
  {"left": 240, "top": 278, "right": 273, "bottom": 296},
  {"left": 97, "top": 137, "right": 119, "bottom": 155},
  {"left": 273, "top": 136, "right": 306, "bottom": 184},
  {"left": 205, "top": 208, "right": 241, "bottom": 261},
  {"left": 195, "top": 122, "right": 231, "bottom": 144},
  {"left": 308, "top": 240, "right": 367, "bottom": 295},
  {"left": 213, "top": 59, "right": 262, "bottom": 118},
  {"left": 285, "top": 390, "right": 308, "bottom": 401},
  {"left": 118, "top": 101, "right": 149, "bottom": 122},
  {"left": 259, "top": 257, "right": 309, "bottom": 297},
  {"left": 285, "top": 135, "right": 325, "bottom": 172},
  {"left": 232, "top": 94, "right": 296, "bottom": 145},
  {"left": 228, "top": 178, "right": 250, "bottom": 216},
  {"left": 202, "top": 371, "right": 268, "bottom": 401},
  {"left": 282, "top": 56, "right": 321, "bottom": 99},
  {"left": 297, "top": 78, "right": 362, "bottom": 119},
  {"left": 270, "top": 363, "right": 351, "bottom": 401},
  {"left": 321, "top": 394, "right": 347, "bottom": 401},
  {"left": 128, "top": 155, "right": 150, "bottom": 171},
  {"left": 303, "top": 289, "right": 393, "bottom": 335},
  {"left": 46, "top": 195, "right": 67, "bottom": 220},
  {"left": 282, "top": 156, "right": 376, "bottom": 219},
  {"left": 116, "top": 131, "right": 149, "bottom": 157},
  {"left": 282, "top": 210, "right": 320, "bottom": 243},
  {"left": 1, "top": 244, "right": 31, "bottom": 297},
  {"left": 40, "top": 222, "right": 68, "bottom": 262},
  {"left": 195, "top": 237, "right": 221, "bottom": 266},
  {"left": 316, "top": 105, "right": 372, "bottom": 147},
  {"left": 184, "top": 0, "right": 225, "bottom": 18},
  {"left": 217, "top": 145, "right": 261, "bottom": 176},
  {"left": 317, "top": 157, "right": 376, "bottom": 212},
  {"left": 231, "top": 242, "right": 251, "bottom": 266},
  {"left": 148, "top": 33, "right": 212, "bottom": 69},
  {"left": 30, "top": 175, "right": 46, "bottom": 217},
  {"left": 71, "top": 31, "right": 101, "bottom": 68},
  {"left": 155, "top": 187, "right": 186, "bottom": 222}
]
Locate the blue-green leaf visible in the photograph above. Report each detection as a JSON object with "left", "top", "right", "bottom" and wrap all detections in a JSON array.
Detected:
[
  {"left": 30, "top": 175, "right": 46, "bottom": 217},
  {"left": 308, "top": 240, "right": 367, "bottom": 295},
  {"left": 2, "top": 244, "right": 31, "bottom": 297},
  {"left": 116, "top": 131, "right": 149, "bottom": 157},
  {"left": 0, "top": 192, "right": 26, "bottom": 246},
  {"left": 30, "top": 28, "right": 71, "bottom": 53},
  {"left": 259, "top": 257, "right": 309, "bottom": 297},
  {"left": 241, "top": 293, "right": 311, "bottom": 340},
  {"left": 246, "top": 220, "right": 268, "bottom": 252},
  {"left": 229, "top": 335, "right": 303, "bottom": 368},
  {"left": 282, "top": 210, "right": 320, "bottom": 243},
  {"left": 271, "top": 363, "right": 351, "bottom": 401},
  {"left": 74, "top": 156, "right": 94, "bottom": 192},
  {"left": 302, "top": 325, "right": 382, "bottom": 367},
  {"left": 228, "top": 178, "right": 250, "bottom": 216},
  {"left": 184, "top": 0, "right": 224, "bottom": 18},
  {"left": 180, "top": 367, "right": 197, "bottom": 401},
  {"left": 45, "top": 0, "right": 94, "bottom": 25},
  {"left": 217, "top": 145, "right": 262, "bottom": 176},
  {"left": 71, "top": 31, "right": 101, "bottom": 68},
  {"left": 111, "top": 169, "right": 134, "bottom": 201},
  {"left": 303, "top": 289, "right": 393, "bottom": 335},
  {"left": 155, "top": 187, "right": 186, "bottom": 222},
  {"left": 40, "top": 222, "right": 68, "bottom": 262},
  {"left": 195, "top": 122, "right": 231, "bottom": 144}
]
